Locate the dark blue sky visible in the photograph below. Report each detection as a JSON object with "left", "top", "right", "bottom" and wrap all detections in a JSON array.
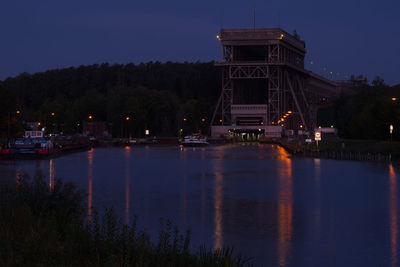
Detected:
[{"left": 1, "top": 0, "right": 399, "bottom": 85}]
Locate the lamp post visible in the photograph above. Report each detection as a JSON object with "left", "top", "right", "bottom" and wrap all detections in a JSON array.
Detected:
[{"left": 390, "top": 124, "right": 393, "bottom": 142}]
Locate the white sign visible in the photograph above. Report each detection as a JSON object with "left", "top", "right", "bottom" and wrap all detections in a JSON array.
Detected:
[
  {"left": 315, "top": 131, "right": 321, "bottom": 141},
  {"left": 390, "top": 124, "right": 393, "bottom": 134},
  {"left": 305, "top": 138, "right": 312, "bottom": 143}
]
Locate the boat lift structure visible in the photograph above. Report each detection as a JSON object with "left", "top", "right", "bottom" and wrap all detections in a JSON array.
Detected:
[{"left": 210, "top": 28, "right": 340, "bottom": 138}]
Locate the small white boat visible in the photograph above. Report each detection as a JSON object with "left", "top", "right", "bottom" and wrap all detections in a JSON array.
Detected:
[{"left": 181, "top": 134, "right": 209, "bottom": 147}]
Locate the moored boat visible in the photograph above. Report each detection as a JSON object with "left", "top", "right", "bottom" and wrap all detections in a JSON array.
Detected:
[{"left": 181, "top": 134, "right": 209, "bottom": 147}]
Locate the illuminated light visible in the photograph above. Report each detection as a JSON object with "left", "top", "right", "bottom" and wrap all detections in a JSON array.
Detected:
[
  {"left": 281, "top": 118, "right": 285, "bottom": 122},
  {"left": 392, "top": 97, "right": 397, "bottom": 101},
  {"left": 288, "top": 111, "right": 292, "bottom": 114},
  {"left": 216, "top": 35, "right": 221, "bottom": 40},
  {"left": 88, "top": 115, "right": 93, "bottom": 120},
  {"left": 16, "top": 110, "right": 21, "bottom": 114},
  {"left": 318, "top": 126, "right": 322, "bottom": 128},
  {"left": 279, "top": 34, "right": 284, "bottom": 40},
  {"left": 258, "top": 129, "right": 262, "bottom": 131},
  {"left": 37, "top": 122, "right": 41, "bottom": 126},
  {"left": 51, "top": 112, "right": 55, "bottom": 116},
  {"left": 261, "top": 122, "right": 264, "bottom": 125},
  {"left": 278, "top": 120, "right": 281, "bottom": 123},
  {"left": 300, "top": 125, "right": 303, "bottom": 129},
  {"left": 125, "top": 116, "right": 130, "bottom": 121},
  {"left": 219, "top": 119, "right": 223, "bottom": 123},
  {"left": 272, "top": 122, "right": 275, "bottom": 124},
  {"left": 145, "top": 129, "right": 150, "bottom": 136},
  {"left": 201, "top": 118, "right": 206, "bottom": 122},
  {"left": 331, "top": 125, "right": 334, "bottom": 128},
  {"left": 180, "top": 128, "right": 183, "bottom": 132},
  {"left": 281, "top": 124, "right": 284, "bottom": 127},
  {"left": 183, "top": 118, "right": 187, "bottom": 122}
]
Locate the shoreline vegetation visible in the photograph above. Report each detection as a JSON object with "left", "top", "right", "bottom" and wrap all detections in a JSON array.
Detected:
[
  {"left": 270, "top": 138, "right": 400, "bottom": 163},
  {"left": 0, "top": 173, "right": 253, "bottom": 266}
]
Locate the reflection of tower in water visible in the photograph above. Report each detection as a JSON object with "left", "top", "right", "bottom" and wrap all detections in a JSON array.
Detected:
[
  {"left": 87, "top": 149, "right": 94, "bottom": 222},
  {"left": 389, "top": 164, "right": 398, "bottom": 267},
  {"left": 276, "top": 146, "right": 293, "bottom": 266},
  {"left": 212, "top": 146, "right": 226, "bottom": 250}
]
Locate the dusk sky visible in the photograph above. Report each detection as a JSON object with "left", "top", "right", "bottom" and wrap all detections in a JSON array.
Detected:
[{"left": 1, "top": 0, "right": 399, "bottom": 85}]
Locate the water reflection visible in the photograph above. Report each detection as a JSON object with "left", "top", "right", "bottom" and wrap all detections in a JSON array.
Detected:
[
  {"left": 389, "top": 164, "right": 398, "bottom": 267},
  {"left": 213, "top": 151, "right": 224, "bottom": 250},
  {"left": 276, "top": 146, "right": 293, "bottom": 267},
  {"left": 314, "top": 158, "right": 322, "bottom": 240},
  {"left": 49, "top": 159, "right": 55, "bottom": 190},
  {"left": 201, "top": 172, "right": 206, "bottom": 234},
  {"left": 88, "top": 149, "right": 94, "bottom": 221},
  {"left": 125, "top": 147, "right": 131, "bottom": 225},
  {"left": 15, "top": 168, "right": 22, "bottom": 186}
]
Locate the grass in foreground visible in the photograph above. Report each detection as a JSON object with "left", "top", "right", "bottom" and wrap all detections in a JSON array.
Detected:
[{"left": 0, "top": 172, "right": 253, "bottom": 266}]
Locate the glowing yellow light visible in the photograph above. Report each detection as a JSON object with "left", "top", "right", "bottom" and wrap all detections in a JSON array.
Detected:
[
  {"left": 126, "top": 116, "right": 130, "bottom": 121},
  {"left": 16, "top": 110, "right": 21, "bottom": 114},
  {"left": 51, "top": 112, "right": 55, "bottom": 116},
  {"left": 318, "top": 126, "right": 322, "bottom": 128},
  {"left": 288, "top": 111, "right": 292, "bottom": 114},
  {"left": 183, "top": 118, "right": 187, "bottom": 122},
  {"left": 279, "top": 34, "right": 284, "bottom": 40},
  {"left": 219, "top": 119, "right": 223, "bottom": 123},
  {"left": 392, "top": 97, "right": 397, "bottom": 101},
  {"left": 201, "top": 118, "right": 206, "bottom": 122},
  {"left": 216, "top": 35, "right": 221, "bottom": 40},
  {"left": 38, "top": 122, "right": 41, "bottom": 126},
  {"left": 300, "top": 125, "right": 303, "bottom": 128},
  {"left": 88, "top": 115, "right": 93, "bottom": 120}
]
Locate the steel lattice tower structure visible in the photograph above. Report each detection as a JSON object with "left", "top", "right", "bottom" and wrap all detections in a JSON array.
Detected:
[{"left": 211, "top": 28, "right": 338, "bottom": 137}]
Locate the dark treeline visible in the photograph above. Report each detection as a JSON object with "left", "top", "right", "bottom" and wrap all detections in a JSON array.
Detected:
[
  {"left": 0, "top": 62, "right": 399, "bottom": 141},
  {"left": 0, "top": 62, "right": 220, "bottom": 138},
  {"left": 319, "top": 77, "right": 400, "bottom": 140}
]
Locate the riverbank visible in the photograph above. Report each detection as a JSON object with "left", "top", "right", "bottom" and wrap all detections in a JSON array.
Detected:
[
  {"left": 266, "top": 138, "right": 400, "bottom": 163},
  {"left": 0, "top": 173, "right": 252, "bottom": 266}
]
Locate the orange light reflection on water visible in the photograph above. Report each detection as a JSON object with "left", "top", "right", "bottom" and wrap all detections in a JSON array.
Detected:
[
  {"left": 49, "top": 159, "right": 55, "bottom": 190},
  {"left": 276, "top": 145, "right": 293, "bottom": 267},
  {"left": 201, "top": 172, "right": 206, "bottom": 234},
  {"left": 389, "top": 164, "right": 398, "bottom": 267},
  {"left": 125, "top": 146, "right": 131, "bottom": 225},
  {"left": 87, "top": 149, "right": 94, "bottom": 222}
]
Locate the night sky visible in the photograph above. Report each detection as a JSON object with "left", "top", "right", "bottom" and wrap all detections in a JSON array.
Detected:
[{"left": 1, "top": 0, "right": 399, "bottom": 85}]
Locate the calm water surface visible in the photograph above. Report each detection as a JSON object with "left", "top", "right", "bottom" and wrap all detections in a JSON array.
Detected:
[{"left": 0, "top": 144, "right": 398, "bottom": 266}]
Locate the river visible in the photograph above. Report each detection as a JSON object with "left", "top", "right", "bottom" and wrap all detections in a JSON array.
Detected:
[{"left": 0, "top": 144, "right": 398, "bottom": 266}]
